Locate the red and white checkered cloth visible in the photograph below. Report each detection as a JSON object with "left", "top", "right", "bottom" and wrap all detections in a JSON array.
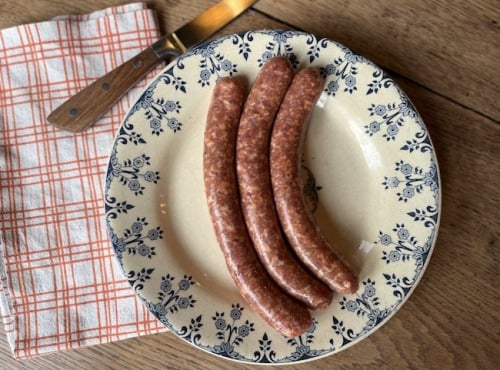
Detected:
[{"left": 0, "top": 3, "right": 167, "bottom": 359}]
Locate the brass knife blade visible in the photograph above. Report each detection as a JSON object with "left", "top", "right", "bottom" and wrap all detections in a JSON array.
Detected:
[
  {"left": 47, "top": 0, "right": 258, "bottom": 133},
  {"left": 170, "top": 0, "right": 259, "bottom": 53}
]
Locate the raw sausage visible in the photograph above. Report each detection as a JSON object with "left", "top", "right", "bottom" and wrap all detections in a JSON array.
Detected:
[
  {"left": 270, "top": 68, "right": 359, "bottom": 294},
  {"left": 203, "top": 76, "right": 312, "bottom": 337},
  {"left": 236, "top": 57, "right": 333, "bottom": 309}
]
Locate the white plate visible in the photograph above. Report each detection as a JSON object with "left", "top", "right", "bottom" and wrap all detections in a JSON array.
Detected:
[{"left": 105, "top": 30, "right": 440, "bottom": 364}]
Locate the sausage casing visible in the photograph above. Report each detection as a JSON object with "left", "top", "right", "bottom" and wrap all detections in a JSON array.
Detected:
[
  {"left": 270, "top": 68, "right": 359, "bottom": 294},
  {"left": 204, "top": 76, "right": 312, "bottom": 337},
  {"left": 236, "top": 57, "right": 333, "bottom": 309}
]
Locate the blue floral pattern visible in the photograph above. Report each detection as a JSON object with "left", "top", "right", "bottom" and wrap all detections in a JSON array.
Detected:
[
  {"left": 145, "top": 274, "right": 197, "bottom": 327},
  {"left": 208, "top": 304, "right": 255, "bottom": 359},
  {"left": 105, "top": 30, "right": 440, "bottom": 364},
  {"left": 378, "top": 224, "right": 432, "bottom": 271},
  {"left": 335, "top": 279, "right": 392, "bottom": 344},
  {"left": 107, "top": 149, "right": 159, "bottom": 196},
  {"left": 320, "top": 44, "right": 368, "bottom": 96},
  {"left": 382, "top": 160, "right": 439, "bottom": 202},
  {"left": 364, "top": 93, "right": 418, "bottom": 141},
  {"left": 141, "top": 94, "right": 182, "bottom": 135},
  {"left": 110, "top": 217, "right": 162, "bottom": 263}
]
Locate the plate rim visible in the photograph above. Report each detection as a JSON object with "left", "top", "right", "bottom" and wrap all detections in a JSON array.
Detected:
[{"left": 104, "top": 29, "right": 442, "bottom": 365}]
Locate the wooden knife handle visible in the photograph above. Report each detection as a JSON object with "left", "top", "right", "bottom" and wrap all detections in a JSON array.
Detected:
[{"left": 47, "top": 46, "right": 172, "bottom": 133}]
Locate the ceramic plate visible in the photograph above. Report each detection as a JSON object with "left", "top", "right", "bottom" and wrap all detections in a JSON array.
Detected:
[{"left": 105, "top": 30, "right": 440, "bottom": 364}]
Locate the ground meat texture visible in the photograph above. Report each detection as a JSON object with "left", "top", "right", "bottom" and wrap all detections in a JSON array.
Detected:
[
  {"left": 270, "top": 68, "right": 359, "bottom": 294},
  {"left": 203, "top": 76, "right": 312, "bottom": 337},
  {"left": 236, "top": 57, "right": 333, "bottom": 309}
]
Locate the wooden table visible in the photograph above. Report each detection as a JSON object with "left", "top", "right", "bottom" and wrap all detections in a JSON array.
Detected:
[{"left": 0, "top": 1, "right": 498, "bottom": 369}]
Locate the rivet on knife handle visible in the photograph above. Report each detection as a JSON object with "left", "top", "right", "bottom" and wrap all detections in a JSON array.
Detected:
[
  {"left": 47, "top": 0, "right": 258, "bottom": 133},
  {"left": 47, "top": 41, "right": 179, "bottom": 133}
]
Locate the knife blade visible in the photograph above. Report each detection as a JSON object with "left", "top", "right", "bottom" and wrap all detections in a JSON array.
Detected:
[{"left": 47, "top": 0, "right": 258, "bottom": 133}]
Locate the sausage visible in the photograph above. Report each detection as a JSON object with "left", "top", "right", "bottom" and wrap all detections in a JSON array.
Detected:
[
  {"left": 236, "top": 57, "right": 333, "bottom": 309},
  {"left": 270, "top": 68, "right": 359, "bottom": 294},
  {"left": 203, "top": 76, "right": 312, "bottom": 337}
]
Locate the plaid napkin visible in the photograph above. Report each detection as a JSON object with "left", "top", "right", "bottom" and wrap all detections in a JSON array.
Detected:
[{"left": 0, "top": 3, "right": 167, "bottom": 359}]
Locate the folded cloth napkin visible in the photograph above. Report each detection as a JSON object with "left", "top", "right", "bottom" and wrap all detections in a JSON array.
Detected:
[{"left": 0, "top": 3, "right": 168, "bottom": 359}]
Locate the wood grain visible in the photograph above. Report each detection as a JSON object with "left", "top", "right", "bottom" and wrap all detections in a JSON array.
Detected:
[
  {"left": 0, "top": 0, "right": 499, "bottom": 369},
  {"left": 255, "top": 0, "right": 500, "bottom": 121}
]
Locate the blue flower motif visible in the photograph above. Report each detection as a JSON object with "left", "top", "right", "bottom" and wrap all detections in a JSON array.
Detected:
[
  {"left": 397, "top": 228, "right": 410, "bottom": 240},
  {"left": 231, "top": 304, "right": 243, "bottom": 320},
  {"left": 343, "top": 74, "right": 357, "bottom": 93},
  {"left": 387, "top": 177, "right": 400, "bottom": 187},
  {"left": 178, "top": 277, "right": 191, "bottom": 290},
  {"left": 345, "top": 75, "right": 356, "bottom": 87},
  {"left": 402, "top": 187, "right": 415, "bottom": 199},
  {"left": 167, "top": 117, "right": 182, "bottom": 132},
  {"left": 177, "top": 297, "right": 190, "bottom": 309},
  {"left": 326, "top": 80, "right": 339, "bottom": 95},
  {"left": 150, "top": 118, "right": 162, "bottom": 131},
  {"left": 164, "top": 100, "right": 177, "bottom": 112},
  {"left": 385, "top": 161, "right": 436, "bottom": 203},
  {"left": 400, "top": 163, "right": 413, "bottom": 175},
  {"left": 133, "top": 156, "right": 145, "bottom": 168},
  {"left": 221, "top": 59, "right": 233, "bottom": 71},
  {"left": 238, "top": 325, "right": 250, "bottom": 337},
  {"left": 200, "top": 69, "right": 211, "bottom": 81},
  {"left": 387, "top": 124, "right": 399, "bottom": 138},
  {"left": 150, "top": 274, "right": 197, "bottom": 315},
  {"left": 323, "top": 63, "right": 336, "bottom": 75},
  {"left": 137, "top": 244, "right": 153, "bottom": 257},
  {"left": 160, "top": 279, "right": 172, "bottom": 292},
  {"left": 215, "top": 317, "right": 226, "bottom": 330},
  {"left": 147, "top": 228, "right": 160, "bottom": 240},
  {"left": 345, "top": 300, "right": 358, "bottom": 312},
  {"left": 260, "top": 51, "right": 273, "bottom": 64},
  {"left": 131, "top": 221, "right": 143, "bottom": 233},
  {"left": 387, "top": 250, "right": 401, "bottom": 262},
  {"left": 380, "top": 234, "right": 392, "bottom": 245},
  {"left": 374, "top": 104, "right": 387, "bottom": 116},
  {"left": 364, "top": 285, "right": 376, "bottom": 297},
  {"left": 367, "top": 121, "right": 380, "bottom": 135},
  {"left": 144, "top": 171, "right": 159, "bottom": 183}
]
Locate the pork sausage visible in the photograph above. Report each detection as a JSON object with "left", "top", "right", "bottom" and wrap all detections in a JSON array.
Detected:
[
  {"left": 236, "top": 57, "right": 333, "bottom": 309},
  {"left": 204, "top": 76, "right": 312, "bottom": 337},
  {"left": 270, "top": 68, "right": 359, "bottom": 294}
]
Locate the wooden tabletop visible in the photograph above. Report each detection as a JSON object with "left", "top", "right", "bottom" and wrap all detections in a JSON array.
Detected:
[{"left": 1, "top": 0, "right": 498, "bottom": 369}]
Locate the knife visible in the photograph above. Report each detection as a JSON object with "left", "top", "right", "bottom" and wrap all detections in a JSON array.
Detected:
[{"left": 47, "top": 0, "right": 258, "bottom": 133}]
